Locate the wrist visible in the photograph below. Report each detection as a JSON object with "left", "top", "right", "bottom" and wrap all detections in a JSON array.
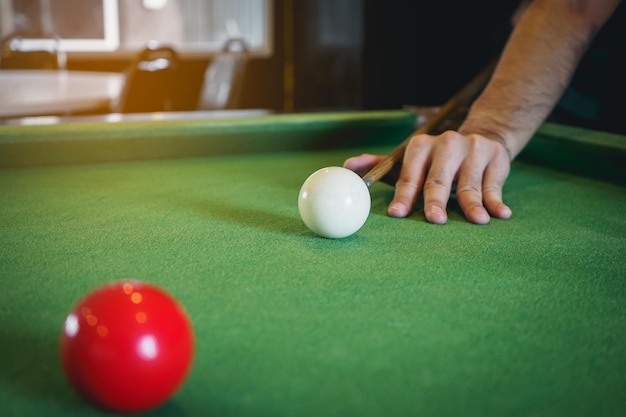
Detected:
[{"left": 459, "top": 97, "right": 540, "bottom": 160}]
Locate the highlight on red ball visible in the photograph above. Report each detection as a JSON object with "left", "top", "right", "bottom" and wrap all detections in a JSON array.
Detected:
[{"left": 59, "top": 279, "right": 195, "bottom": 413}]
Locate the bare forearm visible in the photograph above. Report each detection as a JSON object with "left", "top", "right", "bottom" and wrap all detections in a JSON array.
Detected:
[{"left": 460, "top": 0, "right": 621, "bottom": 159}]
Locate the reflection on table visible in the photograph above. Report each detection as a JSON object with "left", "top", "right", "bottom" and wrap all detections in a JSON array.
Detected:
[{"left": 0, "top": 69, "right": 125, "bottom": 118}]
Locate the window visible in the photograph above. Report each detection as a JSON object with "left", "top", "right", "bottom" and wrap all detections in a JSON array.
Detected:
[
  {"left": 181, "top": 0, "right": 271, "bottom": 53},
  {"left": 0, "top": 0, "right": 119, "bottom": 51},
  {"left": 0, "top": 0, "right": 273, "bottom": 56}
]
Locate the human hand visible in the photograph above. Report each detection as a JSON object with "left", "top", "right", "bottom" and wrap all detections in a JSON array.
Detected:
[{"left": 344, "top": 131, "right": 513, "bottom": 224}]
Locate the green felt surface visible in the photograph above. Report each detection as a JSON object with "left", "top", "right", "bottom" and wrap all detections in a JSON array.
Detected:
[{"left": 0, "top": 114, "right": 625, "bottom": 417}]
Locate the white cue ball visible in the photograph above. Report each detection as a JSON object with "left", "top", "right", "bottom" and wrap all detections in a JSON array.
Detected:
[{"left": 298, "top": 166, "right": 371, "bottom": 239}]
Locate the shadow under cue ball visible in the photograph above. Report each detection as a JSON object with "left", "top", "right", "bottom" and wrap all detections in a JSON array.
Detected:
[
  {"left": 59, "top": 279, "right": 195, "bottom": 413},
  {"left": 298, "top": 166, "right": 371, "bottom": 239}
]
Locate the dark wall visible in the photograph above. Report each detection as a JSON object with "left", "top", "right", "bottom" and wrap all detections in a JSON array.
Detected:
[
  {"left": 361, "top": 0, "right": 519, "bottom": 109},
  {"left": 287, "top": 0, "right": 519, "bottom": 111},
  {"left": 292, "top": 0, "right": 364, "bottom": 111}
]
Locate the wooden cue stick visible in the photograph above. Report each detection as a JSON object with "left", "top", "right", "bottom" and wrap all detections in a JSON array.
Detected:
[{"left": 361, "top": 59, "right": 497, "bottom": 188}]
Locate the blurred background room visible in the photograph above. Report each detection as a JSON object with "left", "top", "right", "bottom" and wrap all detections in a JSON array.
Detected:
[{"left": 0, "top": 0, "right": 521, "bottom": 121}]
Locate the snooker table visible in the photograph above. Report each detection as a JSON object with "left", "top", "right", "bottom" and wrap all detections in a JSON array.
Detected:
[{"left": 0, "top": 110, "right": 625, "bottom": 417}]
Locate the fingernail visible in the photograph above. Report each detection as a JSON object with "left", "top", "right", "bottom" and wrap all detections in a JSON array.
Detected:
[
  {"left": 425, "top": 206, "right": 447, "bottom": 224},
  {"left": 500, "top": 204, "right": 513, "bottom": 219},
  {"left": 470, "top": 207, "right": 491, "bottom": 225},
  {"left": 388, "top": 202, "right": 406, "bottom": 217}
]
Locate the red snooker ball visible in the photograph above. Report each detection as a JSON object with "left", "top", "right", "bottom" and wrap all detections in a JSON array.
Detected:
[{"left": 59, "top": 280, "right": 194, "bottom": 413}]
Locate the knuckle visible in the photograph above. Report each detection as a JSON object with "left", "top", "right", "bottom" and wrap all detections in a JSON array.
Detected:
[
  {"left": 456, "top": 183, "right": 481, "bottom": 195},
  {"left": 423, "top": 177, "right": 448, "bottom": 191},
  {"left": 406, "top": 133, "right": 431, "bottom": 150},
  {"left": 395, "top": 177, "right": 419, "bottom": 191},
  {"left": 437, "top": 130, "right": 462, "bottom": 147},
  {"left": 467, "top": 134, "right": 493, "bottom": 155},
  {"left": 408, "top": 132, "right": 429, "bottom": 142},
  {"left": 482, "top": 184, "right": 503, "bottom": 195}
]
